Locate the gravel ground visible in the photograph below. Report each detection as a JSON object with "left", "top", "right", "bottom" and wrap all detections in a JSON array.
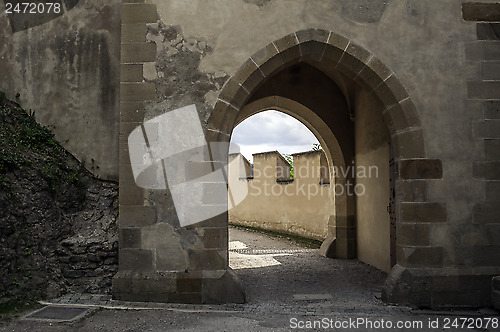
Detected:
[{"left": 1, "top": 227, "right": 498, "bottom": 331}]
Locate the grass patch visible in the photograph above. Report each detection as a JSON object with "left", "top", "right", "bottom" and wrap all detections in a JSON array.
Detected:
[{"left": 229, "top": 223, "right": 322, "bottom": 248}]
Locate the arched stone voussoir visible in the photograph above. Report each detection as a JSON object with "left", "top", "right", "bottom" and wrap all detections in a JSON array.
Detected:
[
  {"left": 250, "top": 43, "right": 284, "bottom": 77},
  {"left": 232, "top": 58, "right": 266, "bottom": 94},
  {"left": 392, "top": 128, "right": 426, "bottom": 160},
  {"left": 207, "top": 100, "right": 239, "bottom": 135},
  {"left": 217, "top": 78, "right": 250, "bottom": 110},
  {"left": 371, "top": 74, "right": 410, "bottom": 109},
  {"left": 354, "top": 56, "right": 393, "bottom": 92},
  {"left": 296, "top": 29, "right": 330, "bottom": 62},
  {"left": 382, "top": 98, "right": 422, "bottom": 135},
  {"left": 336, "top": 42, "right": 373, "bottom": 78},
  {"left": 321, "top": 32, "right": 349, "bottom": 65},
  {"left": 273, "top": 33, "right": 301, "bottom": 66}
]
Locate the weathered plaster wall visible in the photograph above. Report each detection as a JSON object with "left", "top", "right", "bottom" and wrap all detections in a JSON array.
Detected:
[
  {"left": 229, "top": 151, "right": 333, "bottom": 241},
  {"left": 0, "top": 0, "right": 121, "bottom": 180}
]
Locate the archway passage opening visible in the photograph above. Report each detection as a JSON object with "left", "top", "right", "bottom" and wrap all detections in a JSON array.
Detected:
[
  {"left": 206, "top": 30, "right": 426, "bottom": 303},
  {"left": 227, "top": 109, "right": 333, "bottom": 255},
  {"left": 220, "top": 60, "right": 398, "bottom": 274}
]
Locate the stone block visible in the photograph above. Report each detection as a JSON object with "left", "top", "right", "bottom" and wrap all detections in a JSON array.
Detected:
[
  {"left": 204, "top": 129, "right": 230, "bottom": 145},
  {"left": 481, "top": 61, "right": 500, "bottom": 80},
  {"left": 202, "top": 182, "right": 227, "bottom": 205},
  {"left": 207, "top": 100, "right": 239, "bottom": 134},
  {"left": 485, "top": 139, "right": 500, "bottom": 160},
  {"left": 119, "top": 185, "right": 145, "bottom": 206},
  {"left": 392, "top": 129, "right": 425, "bottom": 159},
  {"left": 473, "top": 202, "right": 500, "bottom": 224},
  {"left": 319, "top": 236, "right": 336, "bottom": 258},
  {"left": 203, "top": 227, "right": 228, "bottom": 249},
  {"left": 473, "top": 120, "right": 500, "bottom": 138},
  {"left": 299, "top": 41, "right": 328, "bottom": 62},
  {"left": 177, "top": 278, "right": 202, "bottom": 293},
  {"left": 486, "top": 181, "right": 500, "bottom": 201},
  {"left": 119, "top": 228, "right": 142, "bottom": 248},
  {"left": 400, "top": 202, "right": 447, "bottom": 223},
  {"left": 120, "top": 206, "right": 157, "bottom": 227},
  {"left": 121, "top": 64, "right": 143, "bottom": 82},
  {"left": 113, "top": 271, "right": 177, "bottom": 303},
  {"left": 232, "top": 59, "right": 265, "bottom": 93},
  {"left": 217, "top": 79, "right": 250, "bottom": 110},
  {"left": 120, "top": 82, "right": 156, "bottom": 101},
  {"left": 296, "top": 28, "right": 330, "bottom": 43},
  {"left": 353, "top": 56, "right": 392, "bottom": 92},
  {"left": 251, "top": 43, "right": 284, "bottom": 77},
  {"left": 185, "top": 161, "right": 215, "bottom": 181},
  {"left": 484, "top": 100, "right": 500, "bottom": 119},
  {"left": 122, "top": 24, "right": 147, "bottom": 43},
  {"left": 118, "top": 249, "right": 154, "bottom": 271},
  {"left": 188, "top": 249, "right": 227, "bottom": 270},
  {"left": 119, "top": 143, "right": 132, "bottom": 165},
  {"left": 202, "top": 268, "right": 246, "bottom": 304},
  {"left": 468, "top": 81, "right": 500, "bottom": 99},
  {"left": 119, "top": 160, "right": 136, "bottom": 186},
  {"left": 121, "top": 43, "right": 157, "bottom": 63},
  {"left": 455, "top": 246, "right": 500, "bottom": 266},
  {"left": 397, "top": 246, "right": 443, "bottom": 267},
  {"left": 337, "top": 43, "right": 371, "bottom": 77},
  {"left": 273, "top": 33, "right": 300, "bottom": 65},
  {"left": 383, "top": 98, "right": 420, "bottom": 134},
  {"left": 466, "top": 42, "right": 500, "bottom": 61},
  {"left": 120, "top": 102, "right": 145, "bottom": 122},
  {"left": 326, "top": 32, "right": 349, "bottom": 52},
  {"left": 473, "top": 161, "right": 500, "bottom": 180},
  {"left": 156, "top": 248, "right": 188, "bottom": 271},
  {"left": 462, "top": 3, "right": 500, "bottom": 21},
  {"left": 395, "top": 180, "right": 427, "bottom": 202},
  {"left": 399, "top": 159, "right": 443, "bottom": 179},
  {"left": 121, "top": 4, "right": 157, "bottom": 24},
  {"left": 397, "top": 223, "right": 430, "bottom": 246},
  {"left": 477, "top": 23, "right": 500, "bottom": 40}
]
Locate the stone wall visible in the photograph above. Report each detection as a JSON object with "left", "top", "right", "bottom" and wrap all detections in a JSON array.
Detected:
[{"left": 229, "top": 151, "right": 333, "bottom": 241}]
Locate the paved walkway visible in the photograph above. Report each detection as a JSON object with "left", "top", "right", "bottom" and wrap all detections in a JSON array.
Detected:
[{"left": 1, "top": 227, "right": 499, "bottom": 331}]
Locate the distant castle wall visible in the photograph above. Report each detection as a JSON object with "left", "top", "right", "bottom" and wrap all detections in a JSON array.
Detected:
[{"left": 228, "top": 151, "right": 334, "bottom": 241}]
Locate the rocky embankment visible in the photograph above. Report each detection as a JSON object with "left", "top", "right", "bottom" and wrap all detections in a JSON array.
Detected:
[{"left": 0, "top": 92, "right": 118, "bottom": 309}]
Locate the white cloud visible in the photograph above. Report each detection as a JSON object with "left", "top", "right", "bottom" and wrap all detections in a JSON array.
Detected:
[{"left": 231, "top": 110, "right": 320, "bottom": 162}]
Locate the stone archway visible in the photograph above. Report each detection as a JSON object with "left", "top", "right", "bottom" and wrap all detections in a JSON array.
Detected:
[{"left": 206, "top": 29, "right": 444, "bottom": 303}]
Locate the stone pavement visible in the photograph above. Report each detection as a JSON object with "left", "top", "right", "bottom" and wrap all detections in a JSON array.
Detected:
[{"left": 1, "top": 227, "right": 499, "bottom": 331}]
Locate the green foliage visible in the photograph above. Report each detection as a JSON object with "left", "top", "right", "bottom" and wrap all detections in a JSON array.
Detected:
[
  {"left": 0, "top": 95, "right": 87, "bottom": 203},
  {"left": 311, "top": 143, "right": 323, "bottom": 152},
  {"left": 283, "top": 153, "right": 294, "bottom": 179}
]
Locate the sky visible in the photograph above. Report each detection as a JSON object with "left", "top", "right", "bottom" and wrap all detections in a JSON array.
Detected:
[{"left": 230, "top": 110, "right": 320, "bottom": 162}]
